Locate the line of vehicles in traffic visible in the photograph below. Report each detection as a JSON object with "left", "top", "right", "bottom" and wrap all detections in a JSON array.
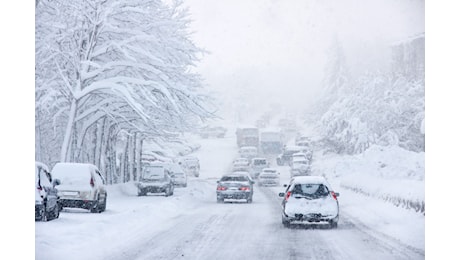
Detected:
[
  {"left": 216, "top": 138, "right": 341, "bottom": 229},
  {"left": 35, "top": 155, "right": 201, "bottom": 222}
]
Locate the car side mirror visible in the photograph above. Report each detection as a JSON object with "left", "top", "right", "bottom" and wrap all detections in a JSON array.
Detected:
[
  {"left": 53, "top": 179, "right": 61, "bottom": 187},
  {"left": 335, "top": 192, "right": 340, "bottom": 197},
  {"left": 283, "top": 184, "right": 287, "bottom": 187},
  {"left": 278, "top": 192, "right": 285, "bottom": 197},
  {"left": 216, "top": 181, "right": 220, "bottom": 184}
]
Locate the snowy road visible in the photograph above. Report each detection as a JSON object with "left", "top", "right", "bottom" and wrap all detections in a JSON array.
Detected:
[{"left": 36, "top": 136, "right": 424, "bottom": 260}]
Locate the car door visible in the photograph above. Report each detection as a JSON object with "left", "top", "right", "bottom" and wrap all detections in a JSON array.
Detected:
[{"left": 39, "top": 167, "right": 59, "bottom": 211}]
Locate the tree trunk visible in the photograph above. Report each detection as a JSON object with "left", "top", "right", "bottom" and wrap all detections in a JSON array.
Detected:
[{"left": 60, "top": 99, "right": 78, "bottom": 162}]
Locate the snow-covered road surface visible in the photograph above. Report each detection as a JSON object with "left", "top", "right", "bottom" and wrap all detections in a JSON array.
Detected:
[{"left": 36, "top": 136, "right": 424, "bottom": 260}]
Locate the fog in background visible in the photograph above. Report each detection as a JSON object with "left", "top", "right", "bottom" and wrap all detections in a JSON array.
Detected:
[{"left": 184, "top": 0, "right": 424, "bottom": 123}]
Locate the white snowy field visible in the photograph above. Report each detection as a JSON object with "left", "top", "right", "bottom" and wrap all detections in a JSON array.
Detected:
[{"left": 33, "top": 131, "right": 425, "bottom": 260}]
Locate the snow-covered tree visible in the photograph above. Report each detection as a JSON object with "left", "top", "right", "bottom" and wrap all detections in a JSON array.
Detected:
[{"left": 36, "top": 0, "right": 214, "bottom": 172}]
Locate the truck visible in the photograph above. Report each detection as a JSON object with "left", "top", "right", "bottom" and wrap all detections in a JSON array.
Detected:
[
  {"left": 259, "top": 129, "right": 283, "bottom": 154},
  {"left": 236, "top": 127, "right": 259, "bottom": 148}
]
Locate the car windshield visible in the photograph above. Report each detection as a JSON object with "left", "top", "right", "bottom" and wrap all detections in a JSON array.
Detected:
[
  {"left": 142, "top": 166, "right": 165, "bottom": 180},
  {"left": 220, "top": 176, "right": 248, "bottom": 182},
  {"left": 291, "top": 184, "right": 329, "bottom": 198},
  {"left": 253, "top": 160, "right": 267, "bottom": 165}
]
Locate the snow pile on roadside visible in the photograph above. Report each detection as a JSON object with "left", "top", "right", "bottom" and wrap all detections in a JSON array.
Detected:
[{"left": 315, "top": 145, "right": 425, "bottom": 214}]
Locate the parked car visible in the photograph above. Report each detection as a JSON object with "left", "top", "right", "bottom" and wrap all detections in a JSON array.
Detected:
[
  {"left": 249, "top": 157, "right": 269, "bottom": 179},
  {"left": 137, "top": 163, "right": 174, "bottom": 196},
  {"left": 216, "top": 174, "right": 255, "bottom": 203},
  {"left": 35, "top": 161, "right": 61, "bottom": 221},
  {"left": 279, "top": 176, "right": 340, "bottom": 228},
  {"left": 258, "top": 168, "right": 280, "bottom": 186},
  {"left": 170, "top": 163, "right": 187, "bottom": 187},
  {"left": 51, "top": 162, "right": 107, "bottom": 213},
  {"left": 179, "top": 156, "right": 200, "bottom": 177}
]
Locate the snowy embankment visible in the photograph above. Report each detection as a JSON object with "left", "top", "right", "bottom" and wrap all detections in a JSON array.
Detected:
[{"left": 315, "top": 145, "right": 425, "bottom": 214}]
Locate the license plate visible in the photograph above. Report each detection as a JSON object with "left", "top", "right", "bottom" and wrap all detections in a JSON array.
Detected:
[{"left": 62, "top": 191, "right": 79, "bottom": 196}]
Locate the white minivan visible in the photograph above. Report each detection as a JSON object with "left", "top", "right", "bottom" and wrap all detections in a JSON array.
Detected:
[{"left": 51, "top": 162, "right": 107, "bottom": 213}]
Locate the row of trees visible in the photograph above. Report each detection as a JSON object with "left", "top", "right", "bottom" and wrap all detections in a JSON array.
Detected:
[
  {"left": 35, "top": 0, "right": 215, "bottom": 183},
  {"left": 312, "top": 35, "right": 425, "bottom": 154}
]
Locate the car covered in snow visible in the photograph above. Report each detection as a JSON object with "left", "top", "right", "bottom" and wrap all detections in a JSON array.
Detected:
[
  {"left": 279, "top": 176, "right": 340, "bottom": 228},
  {"left": 51, "top": 162, "right": 107, "bottom": 213},
  {"left": 249, "top": 157, "right": 269, "bottom": 179},
  {"left": 137, "top": 163, "right": 175, "bottom": 196},
  {"left": 216, "top": 173, "right": 255, "bottom": 203},
  {"left": 257, "top": 168, "right": 280, "bottom": 186},
  {"left": 290, "top": 157, "right": 311, "bottom": 178},
  {"left": 276, "top": 145, "right": 305, "bottom": 166},
  {"left": 35, "top": 161, "right": 61, "bottom": 221},
  {"left": 179, "top": 156, "right": 200, "bottom": 177},
  {"left": 170, "top": 163, "right": 187, "bottom": 187}
]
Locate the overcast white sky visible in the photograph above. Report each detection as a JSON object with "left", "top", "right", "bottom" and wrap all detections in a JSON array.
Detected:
[{"left": 184, "top": 0, "right": 424, "bottom": 120}]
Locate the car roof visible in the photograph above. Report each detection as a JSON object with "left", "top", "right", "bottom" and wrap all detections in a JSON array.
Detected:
[{"left": 290, "top": 176, "right": 329, "bottom": 185}]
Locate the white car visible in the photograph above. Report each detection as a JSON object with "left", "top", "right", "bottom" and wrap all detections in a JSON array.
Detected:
[
  {"left": 52, "top": 162, "right": 107, "bottom": 213},
  {"left": 279, "top": 176, "right": 340, "bottom": 228},
  {"left": 170, "top": 163, "right": 187, "bottom": 187},
  {"left": 258, "top": 168, "right": 280, "bottom": 186}
]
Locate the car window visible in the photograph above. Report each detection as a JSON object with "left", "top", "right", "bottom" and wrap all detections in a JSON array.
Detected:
[
  {"left": 95, "top": 170, "right": 105, "bottom": 185},
  {"left": 221, "top": 176, "right": 248, "bottom": 182},
  {"left": 38, "top": 167, "right": 53, "bottom": 188},
  {"left": 291, "top": 184, "right": 329, "bottom": 197}
]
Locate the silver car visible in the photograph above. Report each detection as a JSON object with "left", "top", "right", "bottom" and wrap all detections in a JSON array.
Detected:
[
  {"left": 279, "top": 176, "right": 340, "bottom": 228},
  {"left": 216, "top": 174, "right": 255, "bottom": 203}
]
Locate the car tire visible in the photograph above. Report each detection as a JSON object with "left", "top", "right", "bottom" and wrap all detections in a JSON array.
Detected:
[
  {"left": 330, "top": 221, "right": 338, "bottom": 229},
  {"left": 217, "top": 197, "right": 224, "bottom": 203},
  {"left": 98, "top": 196, "right": 107, "bottom": 212},
  {"left": 49, "top": 203, "right": 59, "bottom": 220},
  {"left": 282, "top": 216, "right": 290, "bottom": 228},
  {"left": 90, "top": 196, "right": 101, "bottom": 213},
  {"left": 138, "top": 189, "right": 146, "bottom": 196},
  {"left": 39, "top": 205, "right": 48, "bottom": 222},
  {"left": 247, "top": 196, "right": 253, "bottom": 203}
]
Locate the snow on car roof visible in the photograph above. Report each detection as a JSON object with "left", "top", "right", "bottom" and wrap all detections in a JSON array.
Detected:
[{"left": 291, "top": 176, "right": 330, "bottom": 185}]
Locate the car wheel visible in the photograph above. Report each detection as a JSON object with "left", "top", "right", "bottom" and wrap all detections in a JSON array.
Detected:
[
  {"left": 50, "top": 203, "right": 59, "bottom": 220},
  {"left": 329, "top": 220, "right": 338, "bottom": 229},
  {"left": 282, "top": 216, "right": 290, "bottom": 228},
  {"left": 40, "top": 205, "right": 48, "bottom": 222},
  {"left": 98, "top": 196, "right": 107, "bottom": 212},
  {"left": 247, "top": 196, "right": 253, "bottom": 203},
  {"left": 217, "top": 197, "right": 224, "bottom": 203},
  {"left": 165, "top": 187, "right": 171, "bottom": 197},
  {"left": 90, "top": 196, "right": 100, "bottom": 213}
]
